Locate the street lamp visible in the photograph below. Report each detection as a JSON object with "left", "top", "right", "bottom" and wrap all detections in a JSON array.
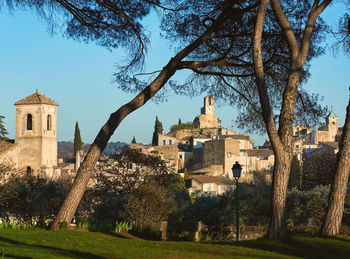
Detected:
[{"left": 232, "top": 161, "right": 242, "bottom": 241}]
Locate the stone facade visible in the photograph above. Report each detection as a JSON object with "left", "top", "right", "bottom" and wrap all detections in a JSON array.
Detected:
[
  {"left": 202, "top": 138, "right": 240, "bottom": 178},
  {"left": 288, "top": 109, "right": 342, "bottom": 159}
]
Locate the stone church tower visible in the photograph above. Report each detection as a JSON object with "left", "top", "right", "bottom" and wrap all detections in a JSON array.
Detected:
[
  {"left": 14, "top": 90, "right": 58, "bottom": 174},
  {"left": 194, "top": 95, "right": 219, "bottom": 128},
  {"left": 325, "top": 109, "right": 339, "bottom": 140}
]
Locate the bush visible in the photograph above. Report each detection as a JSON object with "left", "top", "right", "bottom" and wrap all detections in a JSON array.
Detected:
[
  {"left": 286, "top": 185, "right": 330, "bottom": 229},
  {"left": 59, "top": 221, "right": 68, "bottom": 229},
  {"left": 170, "top": 123, "right": 195, "bottom": 132},
  {"left": 184, "top": 185, "right": 270, "bottom": 240},
  {"left": 115, "top": 221, "right": 132, "bottom": 233},
  {"left": 0, "top": 175, "right": 70, "bottom": 226}
]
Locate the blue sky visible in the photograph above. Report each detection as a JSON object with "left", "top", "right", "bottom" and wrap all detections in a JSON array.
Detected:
[{"left": 0, "top": 3, "right": 349, "bottom": 146}]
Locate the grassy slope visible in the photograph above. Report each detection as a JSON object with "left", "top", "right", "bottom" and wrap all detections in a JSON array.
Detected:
[{"left": 0, "top": 229, "right": 350, "bottom": 258}]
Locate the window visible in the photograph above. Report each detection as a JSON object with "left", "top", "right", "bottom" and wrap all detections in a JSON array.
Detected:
[
  {"left": 163, "top": 140, "right": 166, "bottom": 145},
  {"left": 169, "top": 140, "right": 173, "bottom": 145},
  {"left": 27, "top": 114, "right": 32, "bottom": 130},
  {"left": 26, "top": 166, "right": 32, "bottom": 174},
  {"left": 47, "top": 115, "right": 52, "bottom": 131},
  {"left": 295, "top": 144, "right": 300, "bottom": 149},
  {"left": 178, "top": 154, "right": 183, "bottom": 159}
]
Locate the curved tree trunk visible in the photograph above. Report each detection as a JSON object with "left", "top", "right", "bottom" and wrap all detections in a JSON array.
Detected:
[
  {"left": 321, "top": 90, "right": 350, "bottom": 236},
  {"left": 51, "top": 12, "right": 227, "bottom": 230}
]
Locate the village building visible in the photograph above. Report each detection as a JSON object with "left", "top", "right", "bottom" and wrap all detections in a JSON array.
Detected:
[{"left": 130, "top": 95, "right": 276, "bottom": 195}]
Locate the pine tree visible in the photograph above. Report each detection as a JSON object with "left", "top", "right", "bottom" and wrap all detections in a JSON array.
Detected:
[
  {"left": 74, "top": 121, "right": 83, "bottom": 154},
  {"left": 152, "top": 116, "right": 163, "bottom": 146},
  {"left": 131, "top": 136, "right": 136, "bottom": 143},
  {"left": 0, "top": 115, "right": 8, "bottom": 141}
]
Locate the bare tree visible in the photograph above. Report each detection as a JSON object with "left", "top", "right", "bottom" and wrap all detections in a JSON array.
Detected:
[
  {"left": 0, "top": 162, "right": 20, "bottom": 206},
  {"left": 93, "top": 147, "right": 172, "bottom": 195}
]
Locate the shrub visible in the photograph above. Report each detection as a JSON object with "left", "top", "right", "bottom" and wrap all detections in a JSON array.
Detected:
[
  {"left": 286, "top": 185, "right": 330, "bottom": 230},
  {"left": 58, "top": 221, "right": 68, "bottom": 229},
  {"left": 115, "top": 221, "right": 132, "bottom": 233},
  {"left": 0, "top": 175, "right": 70, "bottom": 226},
  {"left": 170, "top": 123, "right": 195, "bottom": 132}
]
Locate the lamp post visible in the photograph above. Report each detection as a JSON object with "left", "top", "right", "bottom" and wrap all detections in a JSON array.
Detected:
[{"left": 232, "top": 161, "right": 242, "bottom": 241}]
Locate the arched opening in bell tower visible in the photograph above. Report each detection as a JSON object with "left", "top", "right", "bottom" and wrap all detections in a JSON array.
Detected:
[
  {"left": 27, "top": 114, "right": 32, "bottom": 130},
  {"left": 47, "top": 115, "right": 52, "bottom": 131}
]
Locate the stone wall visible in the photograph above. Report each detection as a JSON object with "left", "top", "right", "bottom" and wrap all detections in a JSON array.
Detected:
[{"left": 225, "top": 226, "right": 267, "bottom": 241}]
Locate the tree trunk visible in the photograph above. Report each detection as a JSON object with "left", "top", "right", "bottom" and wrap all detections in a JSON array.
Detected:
[
  {"left": 321, "top": 90, "right": 350, "bottom": 236},
  {"left": 268, "top": 150, "right": 292, "bottom": 239},
  {"left": 50, "top": 12, "right": 227, "bottom": 230}
]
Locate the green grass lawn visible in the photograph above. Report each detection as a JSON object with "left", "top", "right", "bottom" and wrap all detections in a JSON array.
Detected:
[{"left": 0, "top": 229, "right": 350, "bottom": 258}]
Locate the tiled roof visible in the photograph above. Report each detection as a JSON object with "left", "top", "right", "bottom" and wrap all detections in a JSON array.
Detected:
[
  {"left": 191, "top": 175, "right": 235, "bottom": 185},
  {"left": 0, "top": 141, "right": 16, "bottom": 155},
  {"left": 14, "top": 89, "right": 58, "bottom": 106},
  {"left": 327, "top": 110, "right": 337, "bottom": 118},
  {"left": 246, "top": 149, "right": 274, "bottom": 157}
]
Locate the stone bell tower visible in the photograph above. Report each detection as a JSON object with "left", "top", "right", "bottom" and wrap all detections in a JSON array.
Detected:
[
  {"left": 326, "top": 108, "right": 339, "bottom": 140},
  {"left": 194, "top": 95, "right": 219, "bottom": 129},
  {"left": 201, "top": 95, "right": 215, "bottom": 115},
  {"left": 14, "top": 89, "right": 58, "bottom": 175}
]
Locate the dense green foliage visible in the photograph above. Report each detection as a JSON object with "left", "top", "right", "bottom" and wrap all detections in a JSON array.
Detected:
[
  {"left": 0, "top": 175, "right": 70, "bottom": 225},
  {"left": 289, "top": 155, "right": 302, "bottom": 189},
  {"left": 73, "top": 121, "right": 83, "bottom": 154},
  {"left": 170, "top": 122, "right": 195, "bottom": 132},
  {"left": 287, "top": 185, "right": 350, "bottom": 230},
  {"left": 1, "top": 229, "right": 350, "bottom": 258},
  {"left": 0, "top": 115, "right": 8, "bottom": 140},
  {"left": 303, "top": 151, "right": 337, "bottom": 188}
]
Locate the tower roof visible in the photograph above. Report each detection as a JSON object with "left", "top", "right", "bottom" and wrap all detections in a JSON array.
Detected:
[
  {"left": 326, "top": 108, "right": 337, "bottom": 118},
  {"left": 14, "top": 89, "right": 59, "bottom": 106}
]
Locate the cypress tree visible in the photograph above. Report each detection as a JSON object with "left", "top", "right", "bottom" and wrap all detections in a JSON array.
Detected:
[
  {"left": 131, "top": 136, "right": 136, "bottom": 143},
  {"left": 289, "top": 155, "right": 302, "bottom": 189},
  {"left": 74, "top": 121, "right": 83, "bottom": 154},
  {"left": 152, "top": 116, "right": 164, "bottom": 146},
  {"left": 178, "top": 118, "right": 182, "bottom": 125},
  {"left": 0, "top": 115, "right": 8, "bottom": 141}
]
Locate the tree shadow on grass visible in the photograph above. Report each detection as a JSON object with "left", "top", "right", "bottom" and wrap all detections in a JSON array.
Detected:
[
  {"left": 211, "top": 236, "right": 350, "bottom": 259},
  {"left": 0, "top": 237, "right": 106, "bottom": 259}
]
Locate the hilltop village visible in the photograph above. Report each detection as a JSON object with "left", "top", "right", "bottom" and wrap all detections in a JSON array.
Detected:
[{"left": 0, "top": 91, "right": 342, "bottom": 196}]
